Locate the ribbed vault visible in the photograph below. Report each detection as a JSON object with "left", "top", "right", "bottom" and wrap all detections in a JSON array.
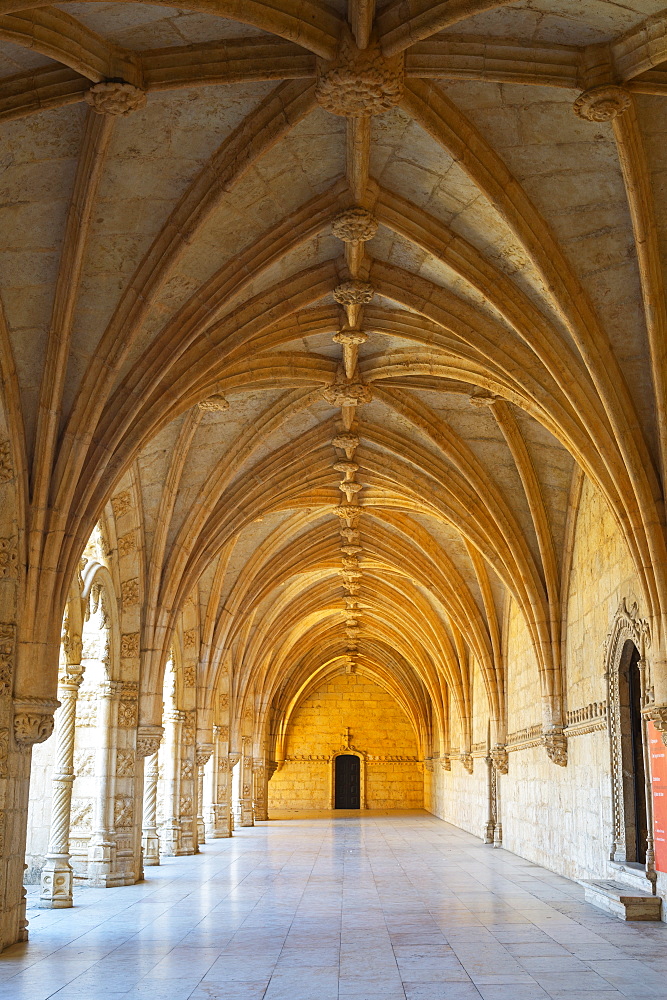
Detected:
[{"left": 3, "top": 0, "right": 667, "bottom": 815}]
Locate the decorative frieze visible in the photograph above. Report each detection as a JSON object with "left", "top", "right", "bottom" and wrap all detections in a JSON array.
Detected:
[
  {"left": 0, "top": 727, "right": 8, "bottom": 777},
  {"left": 0, "top": 622, "right": 16, "bottom": 694},
  {"left": 506, "top": 724, "right": 542, "bottom": 750},
  {"left": 0, "top": 438, "right": 12, "bottom": 483}
]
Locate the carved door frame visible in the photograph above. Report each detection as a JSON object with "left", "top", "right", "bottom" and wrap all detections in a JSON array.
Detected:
[
  {"left": 605, "top": 600, "right": 650, "bottom": 863},
  {"left": 330, "top": 750, "right": 366, "bottom": 809}
]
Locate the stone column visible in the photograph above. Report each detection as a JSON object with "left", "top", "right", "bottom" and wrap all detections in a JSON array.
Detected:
[
  {"left": 160, "top": 708, "right": 184, "bottom": 856},
  {"left": 240, "top": 738, "right": 254, "bottom": 827},
  {"left": 253, "top": 758, "right": 268, "bottom": 822},
  {"left": 195, "top": 743, "right": 213, "bottom": 846},
  {"left": 137, "top": 727, "right": 163, "bottom": 868},
  {"left": 39, "top": 663, "right": 84, "bottom": 907},
  {"left": 205, "top": 726, "right": 232, "bottom": 838},
  {"left": 87, "top": 679, "right": 120, "bottom": 885}
]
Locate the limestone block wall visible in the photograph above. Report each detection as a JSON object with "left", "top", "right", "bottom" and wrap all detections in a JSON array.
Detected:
[
  {"left": 427, "top": 477, "right": 645, "bottom": 883},
  {"left": 269, "top": 672, "right": 423, "bottom": 812}
]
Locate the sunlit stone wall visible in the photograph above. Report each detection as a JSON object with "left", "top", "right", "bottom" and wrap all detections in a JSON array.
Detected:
[{"left": 269, "top": 672, "right": 423, "bottom": 813}]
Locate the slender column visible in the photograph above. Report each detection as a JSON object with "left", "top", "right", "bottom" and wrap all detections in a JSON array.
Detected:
[
  {"left": 240, "top": 738, "right": 254, "bottom": 826},
  {"left": 195, "top": 744, "right": 213, "bottom": 846},
  {"left": 137, "top": 726, "right": 163, "bottom": 867},
  {"left": 253, "top": 758, "right": 268, "bottom": 822},
  {"left": 87, "top": 679, "right": 120, "bottom": 885},
  {"left": 39, "top": 664, "right": 84, "bottom": 907},
  {"left": 160, "top": 709, "right": 184, "bottom": 856}
]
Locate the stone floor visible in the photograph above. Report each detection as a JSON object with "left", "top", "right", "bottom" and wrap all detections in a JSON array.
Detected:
[{"left": 3, "top": 810, "right": 667, "bottom": 1000}]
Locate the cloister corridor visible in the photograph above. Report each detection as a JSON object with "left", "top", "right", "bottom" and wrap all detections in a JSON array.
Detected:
[{"left": 1, "top": 812, "right": 666, "bottom": 1000}]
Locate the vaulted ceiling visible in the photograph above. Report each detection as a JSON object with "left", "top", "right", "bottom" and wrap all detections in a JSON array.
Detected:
[{"left": 2, "top": 0, "right": 667, "bottom": 748}]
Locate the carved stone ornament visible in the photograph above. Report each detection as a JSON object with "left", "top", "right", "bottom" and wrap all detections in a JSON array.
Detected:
[
  {"left": 316, "top": 26, "right": 404, "bottom": 118},
  {"left": 121, "top": 577, "right": 139, "bottom": 608},
  {"left": 323, "top": 382, "right": 372, "bottom": 407},
  {"left": 136, "top": 726, "right": 163, "bottom": 757},
  {"left": 85, "top": 81, "right": 147, "bottom": 117},
  {"left": 333, "top": 280, "right": 374, "bottom": 306},
  {"left": 196, "top": 743, "right": 214, "bottom": 767},
  {"left": 334, "top": 504, "right": 361, "bottom": 522},
  {"left": 110, "top": 489, "right": 132, "bottom": 518},
  {"left": 333, "top": 433, "right": 359, "bottom": 458},
  {"left": 441, "top": 754, "right": 451, "bottom": 771},
  {"left": 198, "top": 393, "right": 229, "bottom": 412},
  {"left": 0, "top": 621, "right": 16, "bottom": 694},
  {"left": 0, "top": 536, "right": 18, "bottom": 578},
  {"left": 542, "top": 728, "right": 568, "bottom": 767},
  {"left": 343, "top": 583, "right": 361, "bottom": 595},
  {"left": 332, "top": 208, "right": 378, "bottom": 243},
  {"left": 460, "top": 753, "right": 473, "bottom": 774},
  {"left": 341, "top": 545, "right": 363, "bottom": 557},
  {"left": 334, "top": 460, "right": 359, "bottom": 480},
  {"left": 469, "top": 391, "right": 501, "bottom": 408},
  {"left": 333, "top": 330, "right": 368, "bottom": 347},
  {"left": 340, "top": 527, "right": 361, "bottom": 544},
  {"left": 120, "top": 632, "right": 139, "bottom": 658},
  {"left": 573, "top": 85, "right": 630, "bottom": 122},
  {"left": 117, "top": 531, "right": 136, "bottom": 557},
  {"left": 13, "top": 698, "right": 60, "bottom": 749},
  {"left": 0, "top": 438, "right": 12, "bottom": 483},
  {"left": 490, "top": 745, "right": 508, "bottom": 774}
]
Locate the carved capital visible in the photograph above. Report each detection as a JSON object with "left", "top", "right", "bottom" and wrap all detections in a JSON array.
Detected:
[
  {"left": 333, "top": 280, "right": 374, "bottom": 306},
  {"left": 13, "top": 698, "right": 60, "bottom": 749},
  {"left": 460, "top": 753, "right": 473, "bottom": 774},
  {"left": 316, "top": 27, "right": 404, "bottom": 117},
  {"left": 573, "top": 85, "right": 630, "bottom": 122},
  {"left": 490, "top": 745, "right": 508, "bottom": 774},
  {"left": 136, "top": 726, "right": 164, "bottom": 757},
  {"left": 196, "top": 743, "right": 214, "bottom": 767},
  {"left": 332, "top": 208, "right": 378, "bottom": 243},
  {"left": 440, "top": 754, "right": 451, "bottom": 771},
  {"left": 85, "top": 81, "right": 147, "bottom": 117},
  {"left": 542, "top": 728, "right": 568, "bottom": 766}
]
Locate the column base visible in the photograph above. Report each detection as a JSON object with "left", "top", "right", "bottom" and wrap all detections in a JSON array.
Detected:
[
  {"left": 39, "top": 855, "right": 73, "bottom": 908},
  {"left": 240, "top": 802, "right": 254, "bottom": 826},
  {"left": 142, "top": 832, "right": 160, "bottom": 866}
]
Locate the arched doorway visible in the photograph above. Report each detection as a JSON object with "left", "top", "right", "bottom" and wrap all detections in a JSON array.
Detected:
[
  {"left": 618, "top": 641, "right": 648, "bottom": 864},
  {"left": 335, "top": 755, "right": 360, "bottom": 809}
]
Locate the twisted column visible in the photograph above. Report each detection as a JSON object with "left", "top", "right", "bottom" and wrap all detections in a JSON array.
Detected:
[
  {"left": 39, "top": 665, "right": 83, "bottom": 908},
  {"left": 141, "top": 753, "right": 160, "bottom": 866}
]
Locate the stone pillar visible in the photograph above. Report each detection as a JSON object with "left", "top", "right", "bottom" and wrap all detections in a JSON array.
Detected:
[
  {"left": 39, "top": 664, "right": 84, "bottom": 907},
  {"left": 160, "top": 708, "right": 183, "bottom": 857},
  {"left": 195, "top": 743, "right": 213, "bottom": 846},
  {"left": 137, "top": 727, "right": 163, "bottom": 868},
  {"left": 87, "top": 679, "right": 120, "bottom": 885},
  {"left": 253, "top": 758, "right": 268, "bottom": 822},
  {"left": 4, "top": 697, "right": 59, "bottom": 948},
  {"left": 240, "top": 738, "right": 254, "bottom": 826},
  {"left": 205, "top": 726, "right": 232, "bottom": 838},
  {"left": 179, "top": 711, "right": 197, "bottom": 854}
]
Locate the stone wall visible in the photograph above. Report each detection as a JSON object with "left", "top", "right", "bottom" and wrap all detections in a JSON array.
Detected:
[
  {"left": 269, "top": 672, "right": 423, "bottom": 812},
  {"left": 427, "top": 477, "right": 647, "bottom": 883}
]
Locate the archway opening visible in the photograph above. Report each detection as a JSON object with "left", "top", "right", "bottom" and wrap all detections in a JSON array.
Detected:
[{"left": 335, "top": 754, "right": 360, "bottom": 809}]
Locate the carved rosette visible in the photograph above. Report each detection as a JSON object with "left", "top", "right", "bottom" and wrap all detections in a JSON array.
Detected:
[
  {"left": 13, "top": 698, "right": 60, "bottom": 750},
  {"left": 323, "top": 382, "right": 372, "bottom": 407},
  {"left": 198, "top": 393, "right": 229, "bottom": 412},
  {"left": 85, "top": 81, "right": 147, "bottom": 117},
  {"left": 573, "top": 85, "right": 630, "bottom": 122},
  {"left": 332, "top": 208, "right": 378, "bottom": 243},
  {"left": 333, "top": 280, "right": 374, "bottom": 306},
  {"left": 136, "top": 726, "right": 164, "bottom": 758},
  {"left": 490, "top": 745, "right": 508, "bottom": 775},
  {"left": 316, "top": 27, "right": 404, "bottom": 118},
  {"left": 542, "top": 728, "right": 568, "bottom": 766}
]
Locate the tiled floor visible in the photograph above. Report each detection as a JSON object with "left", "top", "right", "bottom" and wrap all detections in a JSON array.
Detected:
[{"left": 2, "top": 811, "right": 667, "bottom": 999}]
